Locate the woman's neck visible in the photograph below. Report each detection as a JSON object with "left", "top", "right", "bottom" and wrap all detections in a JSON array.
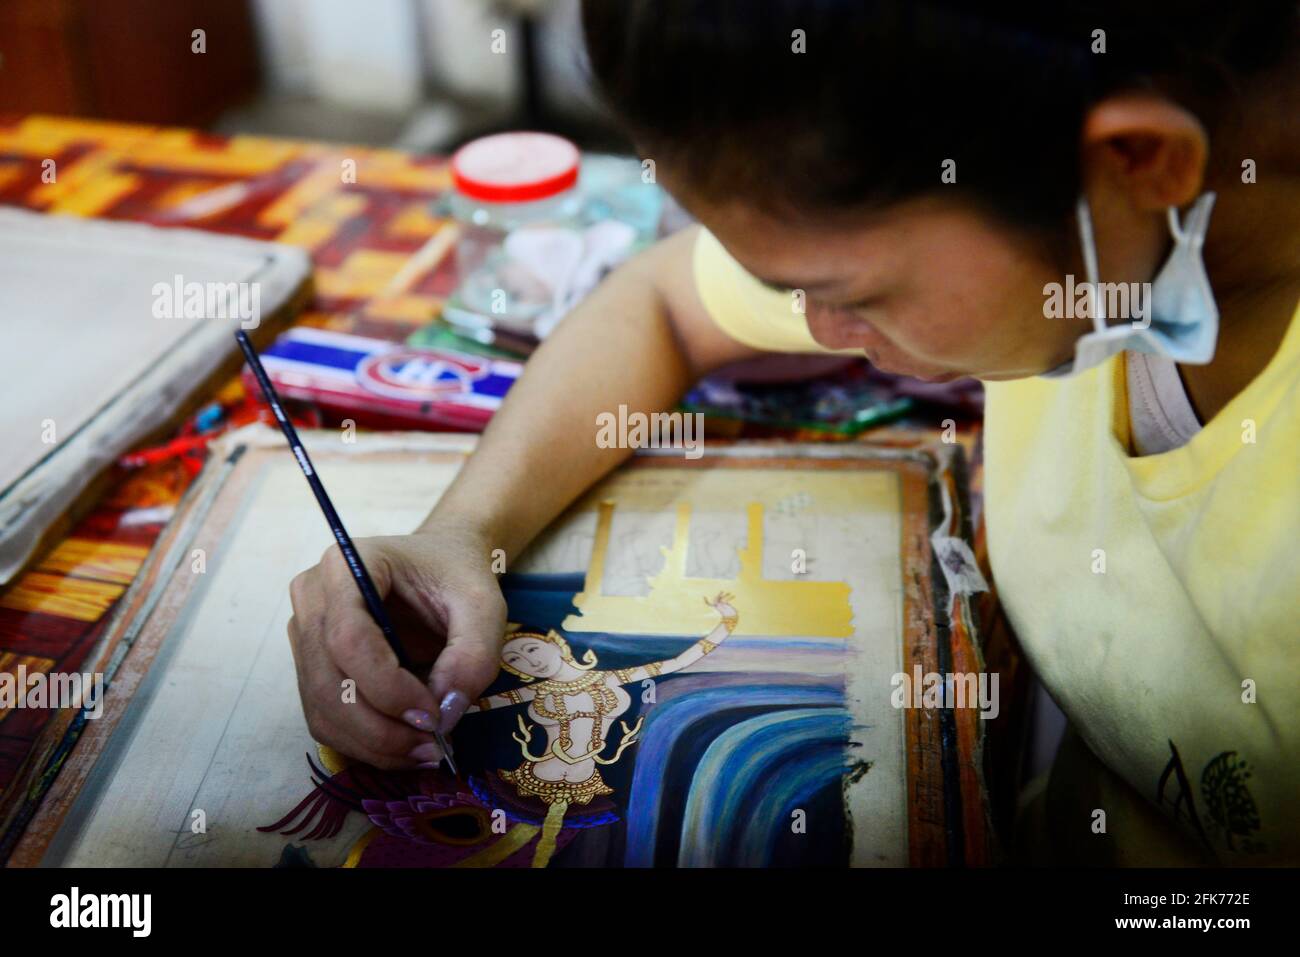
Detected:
[{"left": 1179, "top": 115, "right": 1300, "bottom": 422}]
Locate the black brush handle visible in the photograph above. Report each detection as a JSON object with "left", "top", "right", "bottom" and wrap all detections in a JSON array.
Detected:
[
  {"left": 236, "top": 332, "right": 457, "bottom": 774},
  {"left": 235, "top": 331, "right": 413, "bottom": 670}
]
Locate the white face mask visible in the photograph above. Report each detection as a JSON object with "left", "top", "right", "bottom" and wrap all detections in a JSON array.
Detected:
[{"left": 1041, "top": 192, "right": 1220, "bottom": 378}]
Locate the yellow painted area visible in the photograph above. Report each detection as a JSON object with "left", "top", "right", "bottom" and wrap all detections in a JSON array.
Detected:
[
  {"left": 452, "top": 824, "right": 542, "bottom": 868},
  {"left": 341, "top": 827, "right": 378, "bottom": 868},
  {"left": 559, "top": 468, "right": 897, "bottom": 637},
  {"left": 0, "top": 572, "right": 125, "bottom": 623},
  {"left": 316, "top": 743, "right": 349, "bottom": 776},
  {"left": 36, "top": 539, "right": 150, "bottom": 586},
  {"left": 530, "top": 801, "right": 568, "bottom": 868},
  {"left": 566, "top": 500, "right": 854, "bottom": 637}
]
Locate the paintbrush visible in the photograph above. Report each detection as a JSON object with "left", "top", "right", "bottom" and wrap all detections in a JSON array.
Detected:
[{"left": 235, "top": 330, "right": 459, "bottom": 777}]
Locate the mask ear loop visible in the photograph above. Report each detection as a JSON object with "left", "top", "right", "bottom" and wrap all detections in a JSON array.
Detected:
[
  {"left": 1167, "top": 205, "right": 1187, "bottom": 244},
  {"left": 1168, "top": 192, "right": 1216, "bottom": 249},
  {"left": 1075, "top": 195, "right": 1108, "bottom": 332}
]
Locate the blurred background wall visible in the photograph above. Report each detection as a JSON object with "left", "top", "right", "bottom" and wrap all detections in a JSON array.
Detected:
[{"left": 0, "top": 0, "right": 621, "bottom": 152}]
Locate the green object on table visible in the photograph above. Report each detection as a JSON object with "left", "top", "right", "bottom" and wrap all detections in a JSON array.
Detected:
[
  {"left": 406, "top": 320, "right": 527, "bottom": 360},
  {"left": 680, "top": 395, "right": 914, "bottom": 436}
]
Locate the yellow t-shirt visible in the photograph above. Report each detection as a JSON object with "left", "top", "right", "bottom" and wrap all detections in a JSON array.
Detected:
[{"left": 693, "top": 226, "right": 1300, "bottom": 864}]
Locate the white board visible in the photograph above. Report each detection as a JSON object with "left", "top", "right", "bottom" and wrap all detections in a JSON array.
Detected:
[{"left": 0, "top": 207, "right": 310, "bottom": 582}]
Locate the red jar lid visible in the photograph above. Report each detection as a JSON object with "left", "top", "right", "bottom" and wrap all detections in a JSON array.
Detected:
[{"left": 451, "top": 132, "right": 580, "bottom": 204}]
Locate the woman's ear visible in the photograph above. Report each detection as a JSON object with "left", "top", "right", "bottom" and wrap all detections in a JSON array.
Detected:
[{"left": 1081, "top": 93, "right": 1209, "bottom": 211}]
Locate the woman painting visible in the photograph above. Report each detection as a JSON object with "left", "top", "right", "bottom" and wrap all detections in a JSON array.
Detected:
[{"left": 284, "top": 3, "right": 1300, "bottom": 865}]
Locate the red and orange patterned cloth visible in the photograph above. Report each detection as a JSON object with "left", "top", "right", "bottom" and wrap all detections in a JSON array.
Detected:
[{"left": 0, "top": 114, "right": 466, "bottom": 793}]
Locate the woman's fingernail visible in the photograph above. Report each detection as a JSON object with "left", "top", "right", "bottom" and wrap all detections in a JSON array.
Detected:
[
  {"left": 416, "top": 761, "right": 442, "bottom": 770},
  {"left": 439, "top": 690, "right": 470, "bottom": 734},
  {"left": 409, "top": 742, "right": 444, "bottom": 764},
  {"left": 402, "top": 709, "right": 436, "bottom": 732}
]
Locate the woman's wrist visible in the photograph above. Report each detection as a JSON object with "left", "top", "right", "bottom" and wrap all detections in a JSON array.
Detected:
[{"left": 416, "top": 502, "right": 527, "bottom": 565}]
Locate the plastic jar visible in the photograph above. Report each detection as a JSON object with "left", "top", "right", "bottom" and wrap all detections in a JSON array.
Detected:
[{"left": 447, "top": 132, "right": 583, "bottom": 333}]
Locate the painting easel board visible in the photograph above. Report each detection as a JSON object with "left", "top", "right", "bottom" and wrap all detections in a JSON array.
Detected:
[
  {"left": 8, "top": 427, "right": 989, "bottom": 867},
  {"left": 0, "top": 207, "right": 312, "bottom": 584}
]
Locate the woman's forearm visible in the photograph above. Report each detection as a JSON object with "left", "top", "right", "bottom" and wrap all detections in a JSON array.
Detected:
[{"left": 418, "top": 227, "right": 749, "bottom": 560}]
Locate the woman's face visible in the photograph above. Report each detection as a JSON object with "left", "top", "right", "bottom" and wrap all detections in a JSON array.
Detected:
[
  {"left": 502, "top": 636, "right": 563, "bottom": 679},
  {"left": 686, "top": 191, "right": 1099, "bottom": 382}
]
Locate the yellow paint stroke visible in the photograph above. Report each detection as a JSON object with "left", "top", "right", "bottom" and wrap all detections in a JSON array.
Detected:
[
  {"left": 530, "top": 801, "right": 569, "bottom": 868},
  {"left": 37, "top": 539, "right": 149, "bottom": 586},
  {"left": 343, "top": 813, "right": 546, "bottom": 870},
  {"left": 316, "top": 743, "right": 349, "bottom": 776},
  {"left": 341, "top": 827, "right": 378, "bottom": 868},
  {"left": 565, "top": 501, "right": 853, "bottom": 637},
  {"left": 0, "top": 573, "right": 125, "bottom": 622},
  {"left": 453, "top": 823, "right": 542, "bottom": 868}
]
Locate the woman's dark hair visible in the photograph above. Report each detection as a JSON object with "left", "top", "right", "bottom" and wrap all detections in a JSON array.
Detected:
[{"left": 581, "top": 1, "right": 1297, "bottom": 229}]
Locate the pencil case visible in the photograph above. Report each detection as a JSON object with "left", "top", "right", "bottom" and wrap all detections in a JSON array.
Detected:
[{"left": 244, "top": 327, "right": 520, "bottom": 431}]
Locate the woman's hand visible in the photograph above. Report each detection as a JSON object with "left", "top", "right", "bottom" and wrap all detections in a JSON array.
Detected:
[
  {"left": 705, "top": 591, "right": 737, "bottom": 619},
  {"left": 286, "top": 521, "right": 505, "bottom": 769},
  {"left": 284, "top": 229, "right": 760, "bottom": 770}
]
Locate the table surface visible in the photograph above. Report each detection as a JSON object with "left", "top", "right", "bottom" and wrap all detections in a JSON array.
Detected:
[
  {"left": 0, "top": 114, "right": 470, "bottom": 794},
  {"left": 0, "top": 114, "right": 991, "bottom": 817}
]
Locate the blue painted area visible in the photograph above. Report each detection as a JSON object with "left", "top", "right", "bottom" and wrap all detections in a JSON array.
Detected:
[
  {"left": 677, "top": 709, "right": 851, "bottom": 866},
  {"left": 622, "top": 685, "right": 844, "bottom": 866},
  {"left": 266, "top": 336, "right": 371, "bottom": 369}
]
